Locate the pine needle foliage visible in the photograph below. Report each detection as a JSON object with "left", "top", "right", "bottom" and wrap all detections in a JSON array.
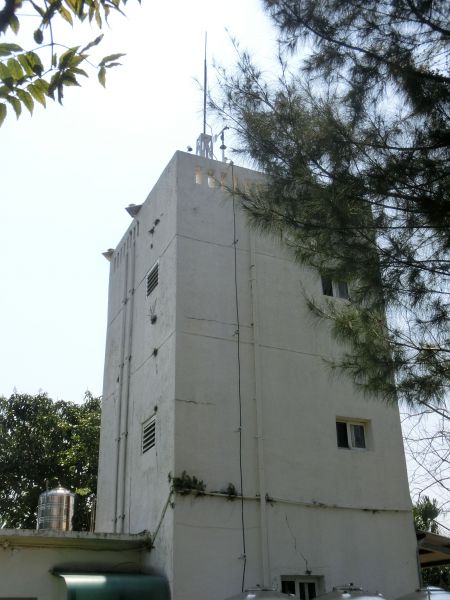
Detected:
[
  {"left": 213, "top": 0, "right": 450, "bottom": 409},
  {"left": 414, "top": 497, "right": 450, "bottom": 589}
]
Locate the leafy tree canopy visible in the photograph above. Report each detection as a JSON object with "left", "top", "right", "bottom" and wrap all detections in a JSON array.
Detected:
[
  {"left": 414, "top": 496, "right": 450, "bottom": 589},
  {"left": 414, "top": 496, "right": 440, "bottom": 533},
  {"left": 0, "top": 391, "right": 101, "bottom": 530},
  {"left": 214, "top": 0, "right": 450, "bottom": 410},
  {"left": 0, "top": 0, "right": 138, "bottom": 125}
]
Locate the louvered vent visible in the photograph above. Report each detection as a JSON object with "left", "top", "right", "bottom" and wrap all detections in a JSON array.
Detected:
[
  {"left": 142, "top": 416, "right": 156, "bottom": 453},
  {"left": 146, "top": 263, "right": 158, "bottom": 296}
]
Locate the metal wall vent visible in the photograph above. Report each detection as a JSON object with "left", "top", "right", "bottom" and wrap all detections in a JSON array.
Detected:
[
  {"left": 147, "top": 263, "right": 158, "bottom": 296},
  {"left": 142, "top": 416, "right": 156, "bottom": 453}
]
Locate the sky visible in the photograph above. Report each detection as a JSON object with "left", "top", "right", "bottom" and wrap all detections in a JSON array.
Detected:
[{"left": 0, "top": 0, "right": 277, "bottom": 402}]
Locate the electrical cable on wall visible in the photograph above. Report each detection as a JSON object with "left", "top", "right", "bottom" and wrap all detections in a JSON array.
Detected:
[{"left": 231, "top": 162, "right": 247, "bottom": 592}]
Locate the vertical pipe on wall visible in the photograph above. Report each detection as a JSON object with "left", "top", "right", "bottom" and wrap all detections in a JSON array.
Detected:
[
  {"left": 249, "top": 232, "right": 271, "bottom": 587},
  {"left": 119, "top": 234, "right": 136, "bottom": 533},
  {"left": 113, "top": 249, "right": 129, "bottom": 532}
]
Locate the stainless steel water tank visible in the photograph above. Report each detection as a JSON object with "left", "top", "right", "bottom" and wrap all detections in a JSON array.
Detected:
[
  {"left": 225, "top": 589, "right": 295, "bottom": 599},
  {"left": 396, "top": 588, "right": 450, "bottom": 600},
  {"left": 316, "top": 586, "right": 388, "bottom": 600},
  {"left": 36, "top": 486, "right": 75, "bottom": 531}
]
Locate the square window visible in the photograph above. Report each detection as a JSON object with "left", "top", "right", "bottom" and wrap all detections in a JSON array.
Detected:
[
  {"left": 321, "top": 277, "right": 349, "bottom": 299},
  {"left": 336, "top": 419, "right": 367, "bottom": 450}
]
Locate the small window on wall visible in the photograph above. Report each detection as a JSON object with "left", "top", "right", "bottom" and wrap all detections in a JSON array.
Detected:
[
  {"left": 147, "top": 263, "right": 159, "bottom": 296},
  {"left": 321, "top": 277, "right": 349, "bottom": 299},
  {"left": 336, "top": 419, "right": 367, "bottom": 449},
  {"left": 142, "top": 415, "right": 156, "bottom": 453},
  {"left": 281, "top": 577, "right": 319, "bottom": 599}
]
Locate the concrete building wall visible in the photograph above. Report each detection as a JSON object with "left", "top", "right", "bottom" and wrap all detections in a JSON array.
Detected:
[
  {"left": 96, "top": 158, "right": 181, "bottom": 588},
  {"left": 97, "top": 151, "right": 419, "bottom": 600}
]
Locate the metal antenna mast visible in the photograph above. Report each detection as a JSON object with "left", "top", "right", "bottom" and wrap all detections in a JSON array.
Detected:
[
  {"left": 196, "top": 32, "right": 213, "bottom": 158},
  {"left": 203, "top": 32, "right": 207, "bottom": 136}
]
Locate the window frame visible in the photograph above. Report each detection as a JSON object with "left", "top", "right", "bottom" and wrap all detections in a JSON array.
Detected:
[
  {"left": 336, "top": 419, "right": 368, "bottom": 450},
  {"left": 321, "top": 277, "right": 349, "bottom": 300}
]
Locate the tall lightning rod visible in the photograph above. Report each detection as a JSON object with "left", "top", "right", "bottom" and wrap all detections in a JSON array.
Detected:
[
  {"left": 196, "top": 32, "right": 213, "bottom": 159},
  {"left": 203, "top": 32, "right": 207, "bottom": 136}
]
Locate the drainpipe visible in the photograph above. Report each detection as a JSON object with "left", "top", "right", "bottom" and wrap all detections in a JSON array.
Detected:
[
  {"left": 249, "top": 232, "right": 271, "bottom": 587},
  {"left": 119, "top": 234, "right": 136, "bottom": 533},
  {"left": 113, "top": 248, "right": 129, "bottom": 532}
]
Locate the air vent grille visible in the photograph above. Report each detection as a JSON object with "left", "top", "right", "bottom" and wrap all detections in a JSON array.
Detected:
[
  {"left": 147, "top": 264, "right": 158, "bottom": 296},
  {"left": 142, "top": 416, "right": 156, "bottom": 453}
]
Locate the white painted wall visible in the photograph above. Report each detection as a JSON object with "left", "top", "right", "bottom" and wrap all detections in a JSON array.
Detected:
[
  {"left": 96, "top": 157, "right": 180, "bottom": 588},
  {"left": 97, "top": 151, "right": 419, "bottom": 600}
]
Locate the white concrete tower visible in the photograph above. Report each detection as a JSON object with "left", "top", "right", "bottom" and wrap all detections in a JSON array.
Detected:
[{"left": 96, "top": 151, "right": 419, "bottom": 600}]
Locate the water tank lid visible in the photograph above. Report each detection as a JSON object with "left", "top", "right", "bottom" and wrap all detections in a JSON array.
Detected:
[
  {"left": 40, "top": 486, "right": 75, "bottom": 497},
  {"left": 317, "top": 588, "right": 386, "bottom": 600},
  {"left": 395, "top": 588, "right": 450, "bottom": 600},
  {"left": 225, "top": 589, "right": 295, "bottom": 599}
]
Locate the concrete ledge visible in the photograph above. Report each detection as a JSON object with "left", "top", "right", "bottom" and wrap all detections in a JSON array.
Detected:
[{"left": 0, "top": 529, "right": 152, "bottom": 551}]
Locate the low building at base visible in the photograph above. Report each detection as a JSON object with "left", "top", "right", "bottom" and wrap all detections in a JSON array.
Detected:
[{"left": 0, "top": 529, "right": 157, "bottom": 599}]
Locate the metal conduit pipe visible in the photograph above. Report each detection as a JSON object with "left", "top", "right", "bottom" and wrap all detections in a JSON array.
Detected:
[
  {"left": 113, "top": 248, "right": 129, "bottom": 532},
  {"left": 249, "top": 233, "right": 271, "bottom": 587},
  {"left": 119, "top": 234, "right": 136, "bottom": 533}
]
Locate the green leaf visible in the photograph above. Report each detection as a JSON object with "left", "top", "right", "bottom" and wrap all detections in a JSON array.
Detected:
[
  {"left": 18, "top": 55, "right": 34, "bottom": 77},
  {"left": 26, "top": 52, "right": 44, "bottom": 76},
  {"left": 47, "top": 72, "right": 59, "bottom": 99},
  {"left": 9, "top": 15, "right": 19, "bottom": 34},
  {"left": 0, "top": 43, "right": 23, "bottom": 57},
  {"left": 98, "top": 66, "right": 106, "bottom": 87},
  {"left": 65, "top": 0, "right": 86, "bottom": 18},
  {"left": 72, "top": 67, "right": 88, "bottom": 77},
  {"left": 34, "top": 78, "right": 49, "bottom": 95},
  {"left": 30, "top": 1, "right": 46, "bottom": 18},
  {"left": 0, "top": 62, "right": 10, "bottom": 80},
  {"left": 27, "top": 83, "right": 46, "bottom": 107},
  {"left": 99, "top": 53, "right": 125, "bottom": 67},
  {"left": 104, "top": 61, "right": 121, "bottom": 69},
  {"left": 58, "top": 47, "right": 79, "bottom": 69},
  {"left": 33, "top": 29, "right": 44, "bottom": 44},
  {"left": 0, "top": 86, "right": 10, "bottom": 98},
  {"left": 0, "top": 103, "right": 7, "bottom": 126},
  {"left": 60, "top": 6, "right": 74, "bottom": 25},
  {"left": 94, "top": 6, "right": 102, "bottom": 27},
  {"left": 67, "top": 54, "right": 86, "bottom": 69},
  {"left": 16, "top": 89, "right": 34, "bottom": 114},
  {"left": 61, "top": 72, "right": 79, "bottom": 86},
  {"left": 6, "top": 58, "right": 23, "bottom": 81},
  {"left": 6, "top": 95, "right": 21, "bottom": 119},
  {"left": 80, "top": 34, "right": 104, "bottom": 53}
]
